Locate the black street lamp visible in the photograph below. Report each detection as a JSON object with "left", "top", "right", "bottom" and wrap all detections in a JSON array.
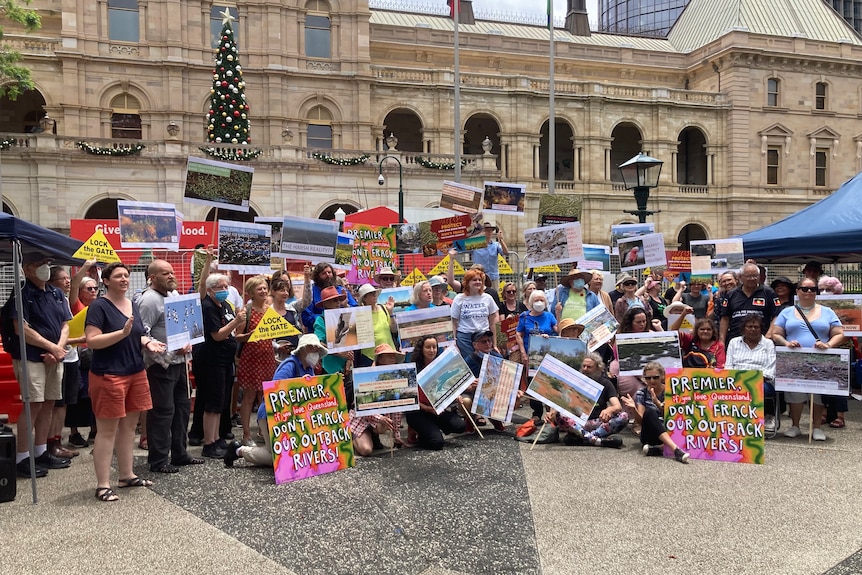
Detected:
[
  {"left": 378, "top": 155, "right": 404, "bottom": 223},
  {"left": 618, "top": 152, "right": 663, "bottom": 223}
]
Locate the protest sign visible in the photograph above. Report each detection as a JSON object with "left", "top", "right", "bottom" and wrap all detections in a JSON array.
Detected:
[
  {"left": 246, "top": 306, "right": 302, "bottom": 343},
  {"left": 164, "top": 293, "right": 205, "bottom": 351},
  {"left": 353, "top": 363, "right": 420, "bottom": 416},
  {"left": 616, "top": 331, "right": 682, "bottom": 376},
  {"left": 665, "top": 250, "right": 691, "bottom": 273},
  {"left": 500, "top": 315, "right": 519, "bottom": 357},
  {"left": 68, "top": 308, "right": 87, "bottom": 342},
  {"left": 428, "top": 255, "right": 464, "bottom": 276},
  {"left": 497, "top": 254, "right": 514, "bottom": 274},
  {"left": 690, "top": 238, "right": 745, "bottom": 275},
  {"left": 417, "top": 345, "right": 475, "bottom": 414},
  {"left": 483, "top": 181, "right": 526, "bottom": 217},
  {"left": 254, "top": 217, "right": 286, "bottom": 260},
  {"left": 538, "top": 194, "right": 581, "bottom": 227},
  {"left": 263, "top": 373, "right": 353, "bottom": 485},
  {"left": 524, "top": 222, "right": 584, "bottom": 267},
  {"left": 343, "top": 223, "right": 396, "bottom": 284},
  {"left": 280, "top": 215, "right": 339, "bottom": 263},
  {"left": 527, "top": 335, "right": 587, "bottom": 376},
  {"left": 440, "top": 180, "right": 483, "bottom": 214},
  {"left": 217, "top": 220, "right": 272, "bottom": 274},
  {"left": 526, "top": 355, "right": 602, "bottom": 428},
  {"left": 618, "top": 232, "right": 666, "bottom": 273},
  {"left": 379, "top": 286, "right": 413, "bottom": 315},
  {"left": 816, "top": 295, "right": 862, "bottom": 336},
  {"left": 333, "top": 233, "right": 354, "bottom": 271},
  {"left": 396, "top": 306, "right": 455, "bottom": 353},
  {"left": 400, "top": 268, "right": 427, "bottom": 287},
  {"left": 610, "top": 223, "right": 654, "bottom": 254},
  {"left": 665, "top": 368, "right": 765, "bottom": 464},
  {"left": 775, "top": 347, "right": 850, "bottom": 396},
  {"left": 324, "top": 305, "right": 374, "bottom": 353},
  {"left": 579, "top": 244, "right": 611, "bottom": 271},
  {"left": 117, "top": 201, "right": 180, "bottom": 249},
  {"left": 394, "top": 214, "right": 485, "bottom": 257},
  {"left": 472, "top": 354, "right": 522, "bottom": 424},
  {"left": 184, "top": 156, "right": 253, "bottom": 212},
  {"left": 666, "top": 311, "right": 696, "bottom": 334},
  {"left": 574, "top": 305, "right": 618, "bottom": 351},
  {"left": 72, "top": 230, "right": 121, "bottom": 263}
]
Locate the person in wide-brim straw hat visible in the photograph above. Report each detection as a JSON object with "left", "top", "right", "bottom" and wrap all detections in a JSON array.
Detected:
[
  {"left": 615, "top": 272, "right": 636, "bottom": 288},
  {"left": 374, "top": 266, "right": 399, "bottom": 288},
  {"left": 356, "top": 282, "right": 381, "bottom": 304},
  {"left": 560, "top": 268, "right": 593, "bottom": 287},
  {"left": 557, "top": 318, "right": 585, "bottom": 339},
  {"left": 554, "top": 268, "right": 600, "bottom": 324},
  {"left": 372, "top": 343, "right": 405, "bottom": 364}
]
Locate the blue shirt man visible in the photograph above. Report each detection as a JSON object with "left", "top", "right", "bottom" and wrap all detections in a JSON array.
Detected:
[{"left": 471, "top": 220, "right": 509, "bottom": 281}]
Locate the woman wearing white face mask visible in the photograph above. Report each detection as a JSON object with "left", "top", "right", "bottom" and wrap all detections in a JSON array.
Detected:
[{"left": 516, "top": 290, "right": 558, "bottom": 422}]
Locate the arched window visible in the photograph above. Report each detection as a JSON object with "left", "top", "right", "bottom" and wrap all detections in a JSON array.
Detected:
[
  {"left": 815, "top": 82, "right": 828, "bottom": 111},
  {"left": 85, "top": 198, "right": 120, "bottom": 219},
  {"left": 108, "top": 0, "right": 140, "bottom": 42},
  {"left": 210, "top": 6, "right": 239, "bottom": 49},
  {"left": 305, "top": 0, "right": 331, "bottom": 59},
  {"left": 111, "top": 93, "right": 142, "bottom": 139},
  {"left": 307, "top": 105, "right": 333, "bottom": 149},
  {"left": 766, "top": 78, "right": 780, "bottom": 107}
]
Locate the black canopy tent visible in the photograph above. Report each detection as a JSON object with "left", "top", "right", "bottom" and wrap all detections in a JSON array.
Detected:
[
  {"left": 739, "top": 173, "right": 862, "bottom": 264},
  {"left": 0, "top": 213, "right": 84, "bottom": 503}
]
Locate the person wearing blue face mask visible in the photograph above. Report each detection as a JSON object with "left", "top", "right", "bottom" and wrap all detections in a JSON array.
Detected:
[
  {"left": 554, "top": 268, "right": 599, "bottom": 323},
  {"left": 194, "top": 273, "right": 247, "bottom": 458}
]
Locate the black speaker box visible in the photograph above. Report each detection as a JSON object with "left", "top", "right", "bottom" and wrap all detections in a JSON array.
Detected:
[{"left": 0, "top": 431, "right": 16, "bottom": 502}]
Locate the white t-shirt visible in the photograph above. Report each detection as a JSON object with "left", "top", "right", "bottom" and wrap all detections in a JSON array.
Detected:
[{"left": 450, "top": 293, "right": 498, "bottom": 334}]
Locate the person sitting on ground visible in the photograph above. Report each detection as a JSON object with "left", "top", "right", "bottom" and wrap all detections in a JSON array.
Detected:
[
  {"left": 405, "top": 335, "right": 466, "bottom": 450},
  {"left": 620, "top": 361, "right": 690, "bottom": 463},
  {"left": 545, "top": 352, "right": 628, "bottom": 449},
  {"left": 610, "top": 306, "right": 663, "bottom": 425},
  {"left": 224, "top": 334, "right": 328, "bottom": 468},
  {"left": 463, "top": 330, "right": 506, "bottom": 432},
  {"left": 349, "top": 344, "right": 404, "bottom": 455}
]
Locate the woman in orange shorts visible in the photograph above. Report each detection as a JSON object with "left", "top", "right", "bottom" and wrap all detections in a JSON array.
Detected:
[{"left": 86, "top": 262, "right": 166, "bottom": 502}]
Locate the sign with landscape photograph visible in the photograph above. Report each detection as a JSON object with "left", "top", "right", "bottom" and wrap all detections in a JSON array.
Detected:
[{"left": 184, "top": 156, "right": 253, "bottom": 212}]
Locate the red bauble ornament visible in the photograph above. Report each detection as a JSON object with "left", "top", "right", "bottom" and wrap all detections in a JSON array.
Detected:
[
  {"left": 221, "top": 81, "right": 228, "bottom": 87},
  {"left": 220, "top": 67, "right": 224, "bottom": 71},
  {"left": 233, "top": 111, "right": 240, "bottom": 117},
  {"left": 221, "top": 123, "right": 226, "bottom": 128}
]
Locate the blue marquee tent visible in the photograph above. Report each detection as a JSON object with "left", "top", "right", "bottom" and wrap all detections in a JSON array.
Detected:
[{"left": 739, "top": 173, "right": 862, "bottom": 264}]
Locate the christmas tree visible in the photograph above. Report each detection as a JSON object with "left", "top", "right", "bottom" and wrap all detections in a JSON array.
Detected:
[{"left": 204, "top": 9, "right": 258, "bottom": 160}]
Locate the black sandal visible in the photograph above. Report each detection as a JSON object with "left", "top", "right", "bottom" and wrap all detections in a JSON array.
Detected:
[
  {"left": 95, "top": 487, "right": 119, "bottom": 502},
  {"left": 118, "top": 476, "right": 154, "bottom": 488}
]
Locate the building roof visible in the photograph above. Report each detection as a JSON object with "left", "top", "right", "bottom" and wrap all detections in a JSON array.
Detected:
[
  {"left": 371, "top": 0, "right": 861, "bottom": 55},
  {"left": 668, "top": 0, "right": 862, "bottom": 51}
]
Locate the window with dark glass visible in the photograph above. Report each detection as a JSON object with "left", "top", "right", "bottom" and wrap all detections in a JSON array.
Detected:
[
  {"left": 766, "top": 148, "right": 780, "bottom": 185},
  {"left": 108, "top": 0, "right": 140, "bottom": 42},
  {"left": 111, "top": 94, "right": 142, "bottom": 139},
  {"left": 210, "top": 6, "right": 239, "bottom": 50},
  {"left": 815, "top": 149, "right": 828, "bottom": 187},
  {"left": 815, "top": 82, "right": 828, "bottom": 110},
  {"left": 305, "top": 14, "right": 331, "bottom": 58},
  {"left": 767, "top": 78, "right": 779, "bottom": 107}
]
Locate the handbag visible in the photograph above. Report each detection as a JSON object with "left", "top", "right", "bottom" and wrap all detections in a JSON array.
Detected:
[{"left": 794, "top": 304, "right": 823, "bottom": 343}]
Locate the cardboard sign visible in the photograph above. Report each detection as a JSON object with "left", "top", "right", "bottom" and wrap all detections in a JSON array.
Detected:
[
  {"left": 417, "top": 345, "right": 475, "bottom": 414},
  {"left": 400, "top": 268, "right": 428, "bottom": 287},
  {"left": 72, "top": 230, "right": 121, "bottom": 263},
  {"left": 472, "top": 354, "right": 522, "bottom": 424},
  {"left": 164, "top": 293, "right": 205, "bottom": 351},
  {"left": 344, "top": 223, "right": 396, "bottom": 284},
  {"left": 353, "top": 363, "right": 421, "bottom": 416}
]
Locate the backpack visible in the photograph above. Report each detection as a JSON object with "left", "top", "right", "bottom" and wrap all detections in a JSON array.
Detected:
[{"left": 0, "top": 295, "right": 19, "bottom": 354}]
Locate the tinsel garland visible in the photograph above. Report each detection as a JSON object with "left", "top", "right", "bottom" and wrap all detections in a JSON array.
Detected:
[
  {"left": 199, "top": 146, "right": 261, "bottom": 161},
  {"left": 77, "top": 141, "right": 145, "bottom": 156},
  {"left": 415, "top": 156, "right": 468, "bottom": 170},
  {"left": 312, "top": 152, "right": 370, "bottom": 166}
]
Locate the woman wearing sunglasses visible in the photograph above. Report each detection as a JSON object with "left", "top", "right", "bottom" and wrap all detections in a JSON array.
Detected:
[{"left": 770, "top": 277, "right": 845, "bottom": 441}]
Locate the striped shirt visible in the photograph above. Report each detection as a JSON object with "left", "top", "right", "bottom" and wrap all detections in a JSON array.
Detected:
[{"left": 725, "top": 336, "right": 776, "bottom": 381}]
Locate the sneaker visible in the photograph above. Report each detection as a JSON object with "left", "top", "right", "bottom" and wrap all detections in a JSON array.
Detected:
[
  {"left": 68, "top": 432, "right": 88, "bottom": 448},
  {"left": 600, "top": 436, "right": 624, "bottom": 449},
  {"left": 642, "top": 444, "right": 663, "bottom": 457},
  {"left": 674, "top": 448, "right": 690, "bottom": 464},
  {"left": 784, "top": 426, "right": 801, "bottom": 438},
  {"left": 764, "top": 415, "right": 776, "bottom": 434},
  {"left": 201, "top": 442, "right": 227, "bottom": 458},
  {"left": 224, "top": 440, "right": 242, "bottom": 468},
  {"left": 16, "top": 457, "right": 48, "bottom": 478},
  {"left": 36, "top": 451, "right": 71, "bottom": 469},
  {"left": 563, "top": 432, "right": 586, "bottom": 446},
  {"left": 812, "top": 428, "right": 827, "bottom": 441},
  {"left": 188, "top": 436, "right": 203, "bottom": 447}
]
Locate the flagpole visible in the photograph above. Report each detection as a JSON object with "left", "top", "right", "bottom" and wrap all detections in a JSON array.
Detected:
[
  {"left": 453, "top": 0, "right": 462, "bottom": 182},
  {"left": 548, "top": 0, "right": 555, "bottom": 195}
]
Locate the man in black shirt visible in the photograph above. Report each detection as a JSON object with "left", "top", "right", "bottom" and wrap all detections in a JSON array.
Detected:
[{"left": 719, "top": 263, "right": 780, "bottom": 344}]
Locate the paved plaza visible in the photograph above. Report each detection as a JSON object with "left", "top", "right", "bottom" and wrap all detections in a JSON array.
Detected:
[{"left": 2, "top": 402, "right": 862, "bottom": 575}]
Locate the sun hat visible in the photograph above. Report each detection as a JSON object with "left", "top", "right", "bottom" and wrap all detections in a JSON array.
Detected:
[
  {"left": 374, "top": 267, "right": 397, "bottom": 281},
  {"left": 557, "top": 318, "right": 585, "bottom": 338},
  {"left": 315, "top": 286, "right": 347, "bottom": 308},
  {"left": 428, "top": 275, "right": 447, "bottom": 288},
  {"left": 292, "top": 333, "right": 328, "bottom": 357},
  {"left": 483, "top": 220, "right": 498, "bottom": 230},
  {"left": 615, "top": 273, "right": 636, "bottom": 287},
  {"left": 356, "top": 283, "right": 381, "bottom": 303},
  {"left": 561, "top": 268, "right": 592, "bottom": 287},
  {"left": 373, "top": 343, "right": 405, "bottom": 363},
  {"left": 770, "top": 276, "right": 796, "bottom": 291},
  {"left": 662, "top": 301, "right": 689, "bottom": 319}
]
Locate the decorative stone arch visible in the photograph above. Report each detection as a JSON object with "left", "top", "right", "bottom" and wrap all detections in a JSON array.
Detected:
[
  {"left": 318, "top": 200, "right": 361, "bottom": 220},
  {"left": 80, "top": 193, "right": 137, "bottom": 219},
  {"left": 2, "top": 197, "right": 19, "bottom": 216},
  {"left": 381, "top": 107, "right": 425, "bottom": 153},
  {"left": 609, "top": 121, "right": 645, "bottom": 182},
  {"left": 675, "top": 221, "right": 709, "bottom": 250},
  {"left": 297, "top": 94, "right": 343, "bottom": 149},
  {"left": 463, "top": 111, "right": 503, "bottom": 169},
  {"left": 0, "top": 86, "right": 48, "bottom": 133},
  {"left": 537, "top": 116, "right": 577, "bottom": 181},
  {"left": 99, "top": 81, "right": 153, "bottom": 113},
  {"left": 204, "top": 203, "right": 261, "bottom": 223},
  {"left": 676, "top": 126, "right": 708, "bottom": 186},
  {"left": 99, "top": 81, "right": 153, "bottom": 140}
]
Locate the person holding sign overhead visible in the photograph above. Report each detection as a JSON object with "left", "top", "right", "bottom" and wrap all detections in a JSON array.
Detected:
[
  {"left": 235, "top": 275, "right": 279, "bottom": 447},
  {"left": 770, "top": 278, "right": 845, "bottom": 441}
]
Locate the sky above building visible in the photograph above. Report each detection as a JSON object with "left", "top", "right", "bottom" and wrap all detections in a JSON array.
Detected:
[{"left": 471, "top": 0, "right": 599, "bottom": 26}]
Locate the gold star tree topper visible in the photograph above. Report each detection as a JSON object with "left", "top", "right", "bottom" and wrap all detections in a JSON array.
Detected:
[{"left": 220, "top": 8, "right": 235, "bottom": 25}]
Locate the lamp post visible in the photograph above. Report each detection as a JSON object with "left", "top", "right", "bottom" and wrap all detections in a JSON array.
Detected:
[
  {"left": 378, "top": 155, "right": 404, "bottom": 223},
  {"left": 618, "top": 152, "right": 663, "bottom": 223},
  {"left": 334, "top": 207, "right": 346, "bottom": 231}
]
